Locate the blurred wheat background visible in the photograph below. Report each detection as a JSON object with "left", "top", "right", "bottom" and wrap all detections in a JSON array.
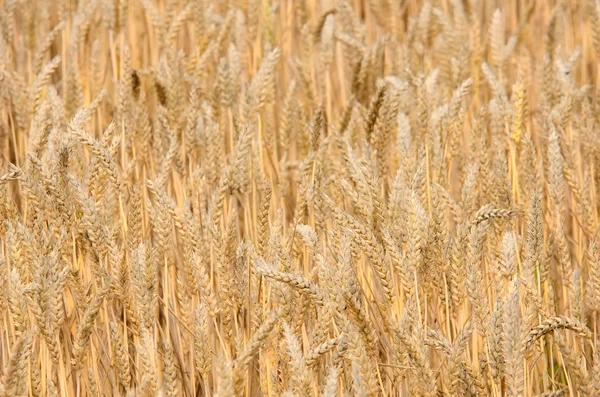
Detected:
[{"left": 0, "top": 0, "right": 599, "bottom": 395}]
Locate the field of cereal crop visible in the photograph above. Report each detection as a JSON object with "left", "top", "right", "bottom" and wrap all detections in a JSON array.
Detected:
[{"left": 0, "top": 0, "right": 599, "bottom": 396}]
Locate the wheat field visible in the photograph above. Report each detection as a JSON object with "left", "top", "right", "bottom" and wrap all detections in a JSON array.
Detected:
[{"left": 1, "top": 0, "right": 600, "bottom": 395}]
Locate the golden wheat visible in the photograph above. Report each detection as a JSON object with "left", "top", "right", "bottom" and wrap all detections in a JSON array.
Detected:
[{"left": 0, "top": 0, "right": 599, "bottom": 396}]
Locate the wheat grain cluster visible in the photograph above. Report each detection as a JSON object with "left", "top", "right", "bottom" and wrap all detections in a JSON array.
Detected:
[{"left": 0, "top": 0, "right": 599, "bottom": 396}]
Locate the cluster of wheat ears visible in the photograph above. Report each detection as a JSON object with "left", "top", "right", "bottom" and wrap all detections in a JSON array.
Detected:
[{"left": 3, "top": 0, "right": 600, "bottom": 396}]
